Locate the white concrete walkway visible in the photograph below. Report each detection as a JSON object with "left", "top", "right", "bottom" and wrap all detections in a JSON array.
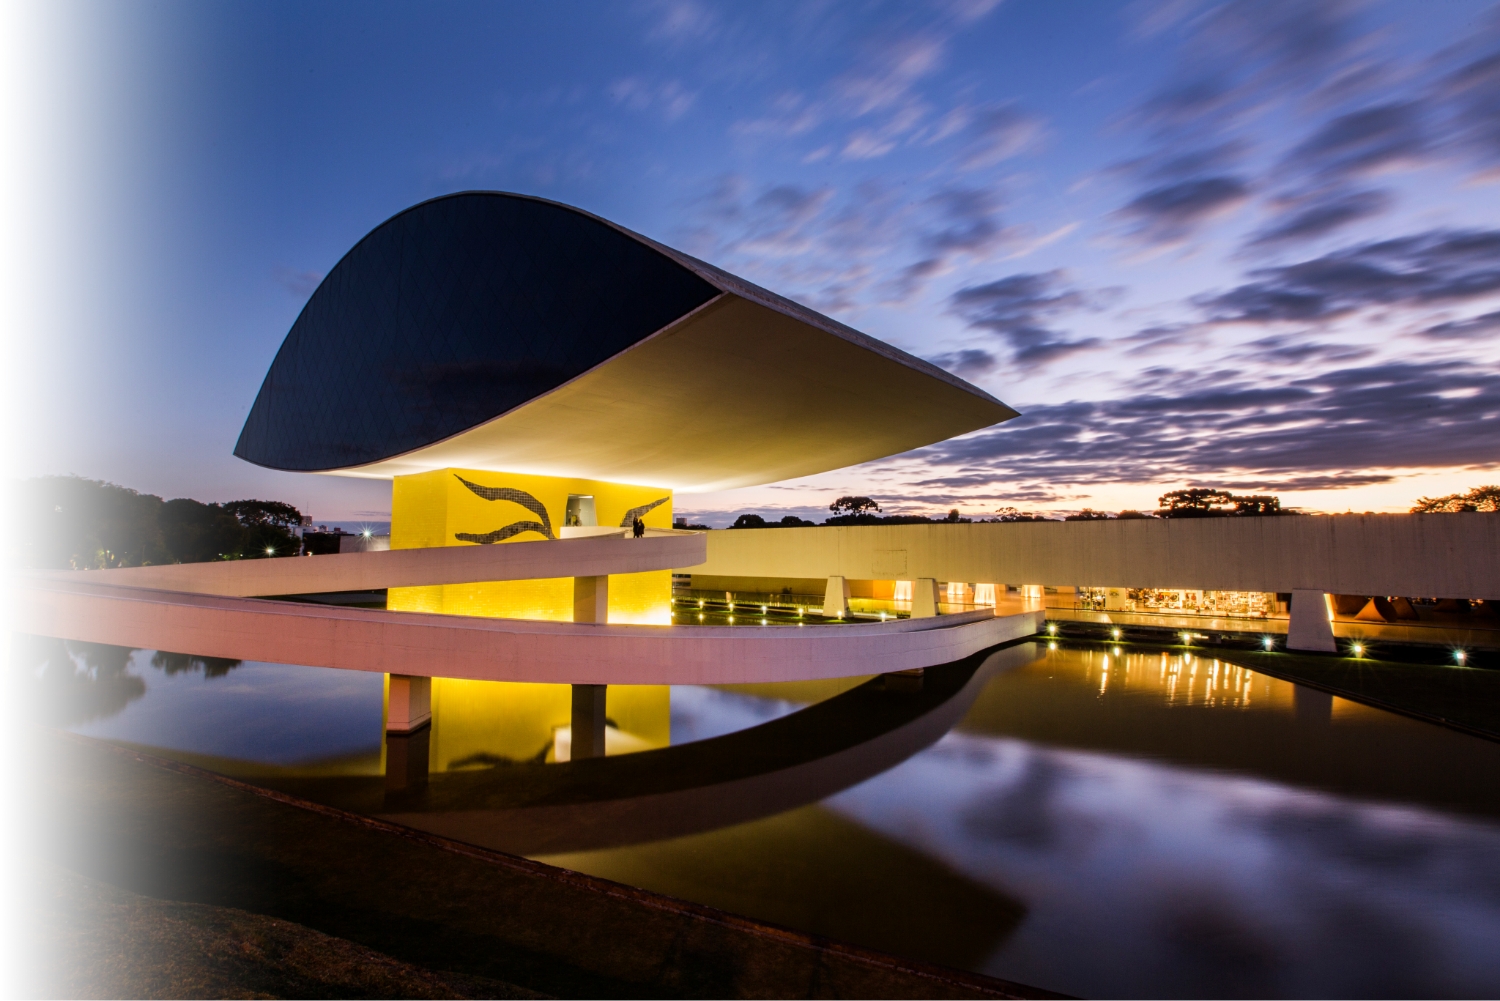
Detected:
[{"left": 13, "top": 534, "right": 1041, "bottom": 683}]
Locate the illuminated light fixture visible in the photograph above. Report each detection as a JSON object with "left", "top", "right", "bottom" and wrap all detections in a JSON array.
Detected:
[
  {"left": 362, "top": 529, "right": 372, "bottom": 537},
  {"left": 1351, "top": 642, "right": 1364, "bottom": 657},
  {"left": 1181, "top": 632, "right": 1191, "bottom": 645},
  {"left": 880, "top": 612, "right": 887, "bottom": 621},
  {"left": 728, "top": 616, "right": 735, "bottom": 623},
  {"left": 1455, "top": 649, "right": 1468, "bottom": 665},
  {"left": 761, "top": 604, "right": 768, "bottom": 612},
  {"left": 761, "top": 619, "right": 767, "bottom": 625},
  {"left": 1046, "top": 623, "right": 1058, "bottom": 635},
  {"left": 698, "top": 600, "right": 704, "bottom": 608},
  {"left": 1262, "top": 636, "right": 1274, "bottom": 650},
  {"left": 1111, "top": 627, "right": 1121, "bottom": 640},
  {"left": 265, "top": 547, "right": 275, "bottom": 555}
]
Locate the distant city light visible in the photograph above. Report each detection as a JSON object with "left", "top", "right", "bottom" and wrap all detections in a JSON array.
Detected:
[{"left": 265, "top": 547, "right": 274, "bottom": 555}]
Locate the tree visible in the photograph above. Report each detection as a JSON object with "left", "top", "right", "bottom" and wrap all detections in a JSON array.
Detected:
[
  {"left": 946, "top": 509, "right": 961, "bottom": 522},
  {"left": 18, "top": 476, "right": 171, "bottom": 569},
  {"left": 1158, "top": 487, "right": 1285, "bottom": 517},
  {"left": 993, "top": 507, "right": 1051, "bottom": 522},
  {"left": 159, "top": 498, "right": 244, "bottom": 564},
  {"left": 221, "top": 498, "right": 305, "bottom": 558},
  {"left": 731, "top": 514, "right": 767, "bottom": 529},
  {"left": 1231, "top": 494, "right": 1281, "bottom": 515},
  {"left": 1158, "top": 488, "right": 1235, "bottom": 517},
  {"left": 1065, "top": 509, "right": 1112, "bottom": 521},
  {"left": 1412, "top": 485, "right": 1500, "bottom": 513},
  {"left": 829, "top": 496, "right": 881, "bottom": 516},
  {"left": 1116, "top": 510, "right": 1153, "bottom": 519},
  {"left": 221, "top": 499, "right": 305, "bottom": 529}
]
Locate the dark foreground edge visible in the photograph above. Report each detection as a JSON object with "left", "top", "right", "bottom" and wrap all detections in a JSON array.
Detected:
[{"left": 55, "top": 730, "right": 1068, "bottom": 1000}]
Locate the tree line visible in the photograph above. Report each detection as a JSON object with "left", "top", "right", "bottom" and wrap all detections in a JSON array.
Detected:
[{"left": 17, "top": 475, "right": 306, "bottom": 569}]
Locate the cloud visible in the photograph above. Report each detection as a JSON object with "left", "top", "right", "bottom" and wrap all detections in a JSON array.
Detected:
[
  {"left": 274, "top": 267, "right": 323, "bottom": 298},
  {"left": 608, "top": 78, "right": 696, "bottom": 120},
  {"left": 1244, "top": 189, "right": 1390, "bottom": 248},
  {"left": 949, "top": 271, "right": 1106, "bottom": 367},
  {"left": 951, "top": 102, "right": 1045, "bottom": 170},
  {"left": 1231, "top": 334, "right": 1373, "bottom": 366},
  {"left": 1419, "top": 309, "right": 1500, "bottom": 339},
  {"left": 1284, "top": 102, "right": 1430, "bottom": 181},
  {"left": 642, "top": 0, "right": 718, "bottom": 43},
  {"left": 915, "top": 359, "right": 1500, "bottom": 489},
  {"left": 1114, "top": 176, "right": 1251, "bottom": 246},
  {"left": 1435, "top": 24, "right": 1500, "bottom": 170},
  {"left": 1199, "top": 228, "right": 1500, "bottom": 323},
  {"left": 927, "top": 348, "right": 999, "bottom": 380}
]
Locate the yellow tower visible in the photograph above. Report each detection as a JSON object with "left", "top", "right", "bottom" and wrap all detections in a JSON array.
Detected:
[{"left": 387, "top": 467, "right": 674, "bottom": 625}]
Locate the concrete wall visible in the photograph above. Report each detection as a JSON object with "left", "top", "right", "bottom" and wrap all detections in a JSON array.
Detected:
[{"left": 693, "top": 514, "right": 1500, "bottom": 599}]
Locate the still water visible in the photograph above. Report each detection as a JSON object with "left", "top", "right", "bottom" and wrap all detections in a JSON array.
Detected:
[{"left": 37, "top": 636, "right": 1500, "bottom": 998}]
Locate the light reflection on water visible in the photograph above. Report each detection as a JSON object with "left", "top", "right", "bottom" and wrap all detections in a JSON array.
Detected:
[{"left": 42, "top": 638, "right": 1500, "bottom": 998}]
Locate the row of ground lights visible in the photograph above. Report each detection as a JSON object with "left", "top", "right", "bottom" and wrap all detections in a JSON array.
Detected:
[{"left": 1042, "top": 621, "right": 1469, "bottom": 665}]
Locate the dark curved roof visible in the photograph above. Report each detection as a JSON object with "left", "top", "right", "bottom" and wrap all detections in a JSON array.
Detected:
[{"left": 235, "top": 193, "right": 720, "bottom": 471}]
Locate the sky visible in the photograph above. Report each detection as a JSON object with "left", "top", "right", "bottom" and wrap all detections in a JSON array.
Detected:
[{"left": 7, "top": 0, "right": 1500, "bottom": 526}]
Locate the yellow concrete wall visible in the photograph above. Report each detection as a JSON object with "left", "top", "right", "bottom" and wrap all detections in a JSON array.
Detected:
[{"left": 388, "top": 467, "right": 672, "bottom": 623}]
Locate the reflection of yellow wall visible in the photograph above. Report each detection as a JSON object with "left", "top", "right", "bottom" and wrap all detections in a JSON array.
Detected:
[
  {"left": 429, "top": 678, "right": 670, "bottom": 770},
  {"left": 388, "top": 467, "right": 672, "bottom": 624}
]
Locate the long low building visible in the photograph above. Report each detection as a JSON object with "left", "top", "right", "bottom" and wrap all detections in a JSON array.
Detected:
[
  {"left": 687, "top": 513, "right": 1500, "bottom": 653},
  {"left": 690, "top": 513, "right": 1500, "bottom": 599}
]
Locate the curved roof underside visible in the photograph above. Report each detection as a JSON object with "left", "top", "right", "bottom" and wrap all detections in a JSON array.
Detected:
[{"left": 235, "top": 192, "right": 1018, "bottom": 491}]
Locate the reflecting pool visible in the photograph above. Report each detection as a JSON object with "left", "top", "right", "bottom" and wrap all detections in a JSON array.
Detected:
[{"left": 34, "top": 635, "right": 1500, "bottom": 998}]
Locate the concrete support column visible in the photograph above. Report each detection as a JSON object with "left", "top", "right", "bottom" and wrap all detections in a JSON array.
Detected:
[
  {"left": 822, "top": 575, "right": 850, "bottom": 617},
  {"left": 913, "top": 578, "right": 940, "bottom": 618},
  {"left": 386, "top": 674, "right": 431, "bottom": 732},
  {"left": 384, "top": 727, "right": 430, "bottom": 795},
  {"left": 1287, "top": 589, "right": 1337, "bottom": 652},
  {"left": 571, "top": 684, "right": 607, "bottom": 759},
  {"left": 574, "top": 575, "right": 609, "bottom": 623}
]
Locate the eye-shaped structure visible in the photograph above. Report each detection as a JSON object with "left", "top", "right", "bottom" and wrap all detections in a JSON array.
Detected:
[{"left": 235, "top": 192, "right": 1017, "bottom": 491}]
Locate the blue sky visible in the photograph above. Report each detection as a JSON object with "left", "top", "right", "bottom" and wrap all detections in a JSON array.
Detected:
[{"left": 11, "top": 0, "right": 1500, "bottom": 525}]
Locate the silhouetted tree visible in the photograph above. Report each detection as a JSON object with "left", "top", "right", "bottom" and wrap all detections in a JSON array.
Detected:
[
  {"left": 1158, "top": 488, "right": 1235, "bottom": 517},
  {"left": 1412, "top": 485, "right": 1500, "bottom": 513},
  {"left": 731, "top": 514, "right": 768, "bottom": 528},
  {"left": 1065, "top": 508, "right": 1112, "bottom": 521},
  {"left": 829, "top": 496, "right": 881, "bottom": 516},
  {"left": 160, "top": 497, "right": 244, "bottom": 563}
]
